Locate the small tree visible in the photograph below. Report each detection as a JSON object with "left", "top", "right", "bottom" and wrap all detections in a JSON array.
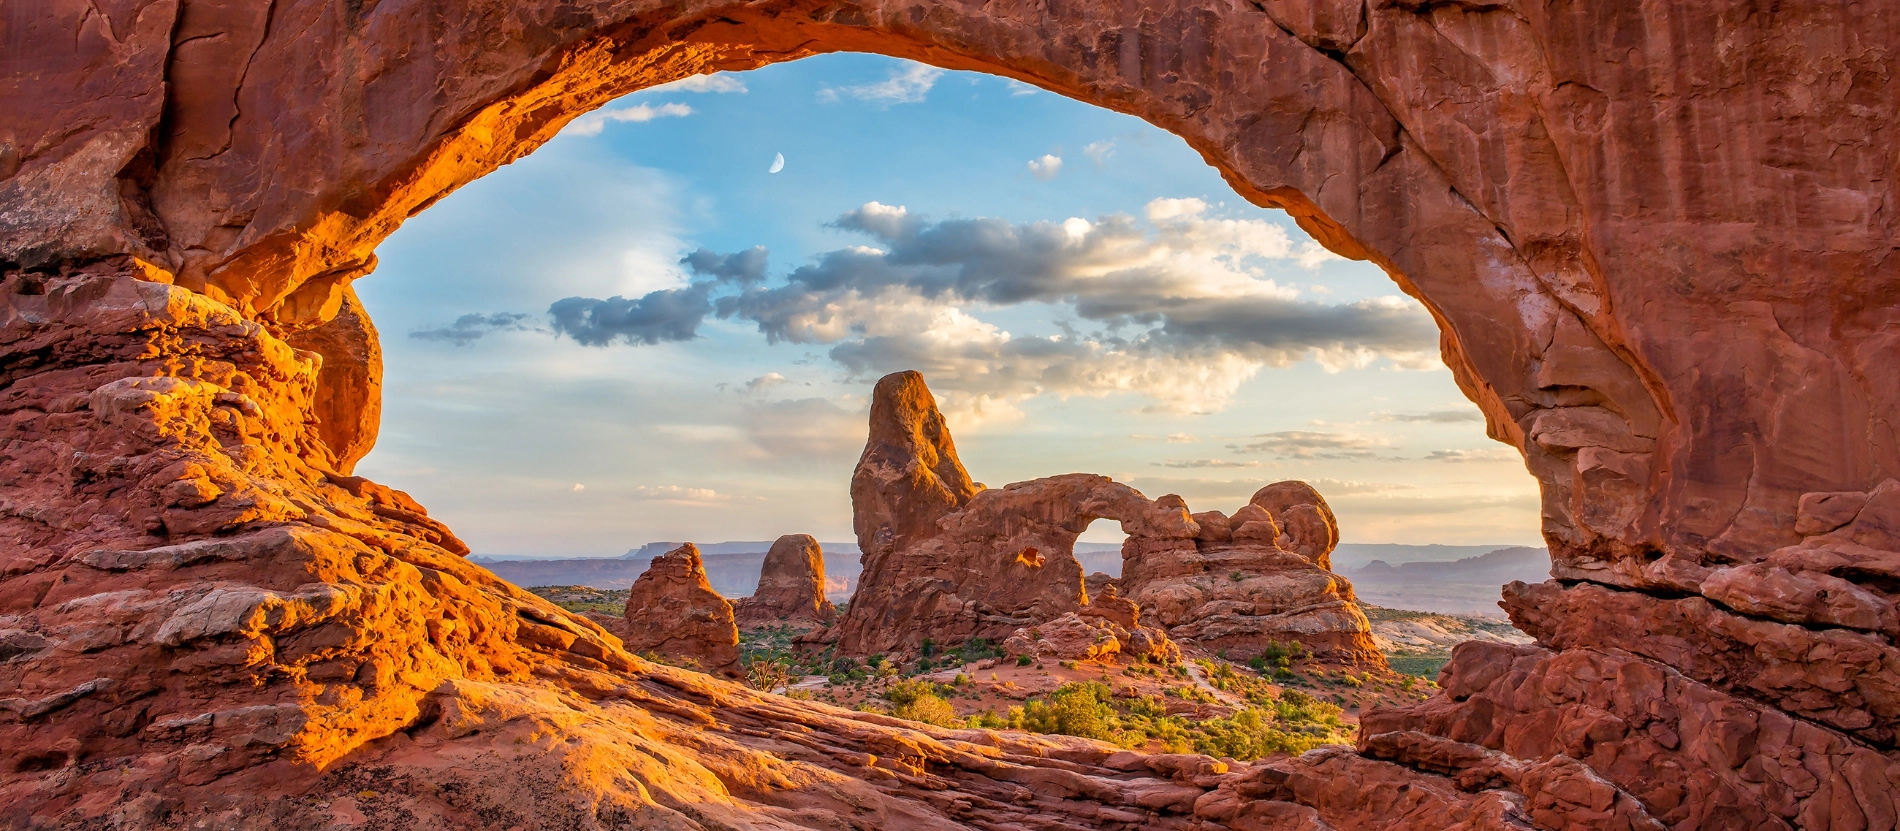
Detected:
[{"left": 745, "top": 657, "right": 794, "bottom": 692}]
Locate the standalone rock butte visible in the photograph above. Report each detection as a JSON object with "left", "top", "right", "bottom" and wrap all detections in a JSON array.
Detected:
[
  {"left": 732, "top": 533, "right": 836, "bottom": 628},
  {"left": 6, "top": 0, "right": 1900, "bottom": 827},
  {"left": 831, "top": 371, "right": 1378, "bottom": 664},
  {"left": 620, "top": 543, "right": 741, "bottom": 677}
]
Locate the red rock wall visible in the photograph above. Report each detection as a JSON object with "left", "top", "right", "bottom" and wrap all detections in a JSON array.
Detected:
[{"left": 5, "top": 0, "right": 1899, "bottom": 827}]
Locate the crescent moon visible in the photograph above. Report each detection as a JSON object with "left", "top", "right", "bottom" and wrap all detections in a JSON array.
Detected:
[{"left": 768, "top": 153, "right": 785, "bottom": 174}]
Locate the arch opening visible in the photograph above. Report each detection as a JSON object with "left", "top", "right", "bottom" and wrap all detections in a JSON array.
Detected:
[{"left": 352, "top": 55, "right": 1542, "bottom": 584}]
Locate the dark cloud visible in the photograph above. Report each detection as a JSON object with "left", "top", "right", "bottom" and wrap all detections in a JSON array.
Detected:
[
  {"left": 716, "top": 202, "right": 1438, "bottom": 362},
  {"left": 410, "top": 313, "right": 536, "bottom": 345},
  {"left": 548, "top": 284, "right": 714, "bottom": 346},
  {"left": 1381, "top": 409, "right": 1483, "bottom": 424},
  {"left": 681, "top": 246, "right": 769, "bottom": 285},
  {"left": 1230, "top": 431, "right": 1386, "bottom": 460},
  {"left": 544, "top": 200, "right": 1441, "bottom": 410}
]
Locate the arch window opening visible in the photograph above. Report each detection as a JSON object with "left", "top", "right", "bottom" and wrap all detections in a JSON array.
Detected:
[{"left": 353, "top": 55, "right": 1544, "bottom": 649}]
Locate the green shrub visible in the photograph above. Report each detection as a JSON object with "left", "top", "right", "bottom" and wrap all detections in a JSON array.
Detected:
[
  {"left": 1016, "top": 655, "right": 1034, "bottom": 667},
  {"left": 892, "top": 693, "right": 961, "bottom": 727}
]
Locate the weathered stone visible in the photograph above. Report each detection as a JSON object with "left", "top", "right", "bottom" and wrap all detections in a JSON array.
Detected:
[
  {"left": 732, "top": 534, "right": 836, "bottom": 628},
  {"left": 621, "top": 543, "right": 740, "bottom": 677},
  {"left": 8, "top": 1, "right": 1900, "bottom": 826},
  {"left": 1120, "top": 485, "right": 1380, "bottom": 665}
]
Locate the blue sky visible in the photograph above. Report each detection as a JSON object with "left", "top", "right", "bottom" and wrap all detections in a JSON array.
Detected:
[{"left": 353, "top": 54, "right": 1541, "bottom": 558}]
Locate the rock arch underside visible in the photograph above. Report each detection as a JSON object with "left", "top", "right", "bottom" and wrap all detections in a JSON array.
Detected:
[{"left": 3, "top": 0, "right": 1898, "bottom": 828}]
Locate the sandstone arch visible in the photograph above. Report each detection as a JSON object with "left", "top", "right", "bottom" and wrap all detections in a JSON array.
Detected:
[{"left": 5, "top": 1, "right": 1900, "bottom": 828}]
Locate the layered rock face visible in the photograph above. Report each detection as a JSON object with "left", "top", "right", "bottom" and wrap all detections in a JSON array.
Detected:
[
  {"left": 732, "top": 533, "right": 836, "bottom": 628},
  {"left": 620, "top": 543, "right": 741, "bottom": 677},
  {"left": 7, "top": 0, "right": 1900, "bottom": 827},
  {"left": 832, "top": 371, "right": 1376, "bottom": 664},
  {"left": 1122, "top": 484, "right": 1380, "bottom": 663}
]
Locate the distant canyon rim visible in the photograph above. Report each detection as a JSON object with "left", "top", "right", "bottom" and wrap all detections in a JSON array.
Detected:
[{"left": 3, "top": 1, "right": 1898, "bottom": 829}]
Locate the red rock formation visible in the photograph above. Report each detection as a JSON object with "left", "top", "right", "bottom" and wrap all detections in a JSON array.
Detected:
[
  {"left": 851, "top": 370, "right": 980, "bottom": 561},
  {"left": 620, "top": 543, "right": 741, "bottom": 677},
  {"left": 832, "top": 374, "right": 1379, "bottom": 666},
  {"left": 6, "top": 0, "right": 1900, "bottom": 826},
  {"left": 1121, "top": 484, "right": 1381, "bottom": 664},
  {"left": 732, "top": 533, "right": 836, "bottom": 628}
]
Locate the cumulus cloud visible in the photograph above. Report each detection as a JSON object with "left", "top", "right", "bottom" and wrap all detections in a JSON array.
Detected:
[
  {"left": 548, "top": 284, "right": 714, "bottom": 346},
  {"left": 540, "top": 198, "right": 1439, "bottom": 411},
  {"left": 1028, "top": 154, "right": 1063, "bottom": 180},
  {"left": 682, "top": 246, "right": 769, "bottom": 285},
  {"left": 651, "top": 73, "right": 748, "bottom": 94},
  {"left": 1380, "top": 409, "right": 1483, "bottom": 423},
  {"left": 1230, "top": 431, "right": 1388, "bottom": 460},
  {"left": 410, "top": 312, "right": 537, "bottom": 345},
  {"left": 708, "top": 199, "right": 1436, "bottom": 410},
  {"left": 743, "top": 372, "right": 788, "bottom": 394},
  {"left": 819, "top": 64, "right": 944, "bottom": 105},
  {"left": 566, "top": 102, "right": 692, "bottom": 136}
]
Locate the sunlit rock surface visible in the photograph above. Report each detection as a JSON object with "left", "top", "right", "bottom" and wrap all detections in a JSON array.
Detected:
[
  {"left": 829, "top": 371, "right": 1379, "bottom": 665},
  {"left": 5, "top": 0, "right": 1899, "bottom": 826}
]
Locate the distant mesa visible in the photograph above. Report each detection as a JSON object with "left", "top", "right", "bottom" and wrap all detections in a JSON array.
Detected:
[{"left": 1346, "top": 546, "right": 1552, "bottom": 616}]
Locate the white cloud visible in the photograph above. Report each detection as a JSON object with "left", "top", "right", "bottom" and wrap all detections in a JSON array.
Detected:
[
  {"left": 651, "top": 73, "right": 748, "bottom": 94},
  {"left": 571, "top": 483, "right": 586, "bottom": 492},
  {"left": 1084, "top": 141, "right": 1116, "bottom": 166},
  {"left": 1230, "top": 430, "right": 1391, "bottom": 460},
  {"left": 1028, "top": 154, "right": 1063, "bottom": 180},
  {"left": 818, "top": 64, "right": 944, "bottom": 105},
  {"left": 630, "top": 485, "right": 749, "bottom": 504},
  {"left": 743, "top": 372, "right": 788, "bottom": 393},
  {"left": 1424, "top": 448, "right": 1521, "bottom": 463},
  {"left": 565, "top": 102, "right": 693, "bottom": 136},
  {"left": 1005, "top": 79, "right": 1041, "bottom": 96}
]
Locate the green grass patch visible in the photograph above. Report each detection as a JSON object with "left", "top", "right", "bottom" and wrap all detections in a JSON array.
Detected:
[{"left": 1386, "top": 655, "right": 1452, "bottom": 679}]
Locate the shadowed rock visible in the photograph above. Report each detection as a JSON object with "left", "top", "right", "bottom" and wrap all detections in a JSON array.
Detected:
[
  {"left": 8, "top": 0, "right": 1900, "bottom": 824},
  {"left": 831, "top": 372, "right": 1380, "bottom": 665},
  {"left": 733, "top": 534, "right": 836, "bottom": 628},
  {"left": 621, "top": 543, "right": 740, "bottom": 677}
]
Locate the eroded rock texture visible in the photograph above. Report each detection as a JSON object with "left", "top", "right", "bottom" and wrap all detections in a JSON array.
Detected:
[
  {"left": 732, "top": 533, "right": 836, "bottom": 628},
  {"left": 1122, "top": 485, "right": 1380, "bottom": 663},
  {"left": 5, "top": 0, "right": 1900, "bottom": 827},
  {"left": 830, "top": 372, "right": 1376, "bottom": 663},
  {"left": 619, "top": 543, "right": 741, "bottom": 677}
]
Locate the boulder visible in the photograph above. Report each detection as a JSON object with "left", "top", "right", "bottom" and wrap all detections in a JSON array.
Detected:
[
  {"left": 733, "top": 534, "right": 836, "bottom": 628},
  {"left": 1121, "top": 483, "right": 1379, "bottom": 664},
  {"left": 621, "top": 544, "right": 740, "bottom": 677}
]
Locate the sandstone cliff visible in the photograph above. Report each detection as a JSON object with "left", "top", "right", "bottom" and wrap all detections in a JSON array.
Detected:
[
  {"left": 732, "top": 533, "right": 836, "bottom": 628},
  {"left": 6, "top": 0, "right": 1899, "bottom": 826},
  {"left": 620, "top": 543, "right": 741, "bottom": 677},
  {"left": 831, "top": 372, "right": 1379, "bottom": 665}
]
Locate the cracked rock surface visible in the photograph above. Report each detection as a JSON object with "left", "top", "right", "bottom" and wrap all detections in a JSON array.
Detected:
[{"left": 5, "top": 0, "right": 1899, "bottom": 827}]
